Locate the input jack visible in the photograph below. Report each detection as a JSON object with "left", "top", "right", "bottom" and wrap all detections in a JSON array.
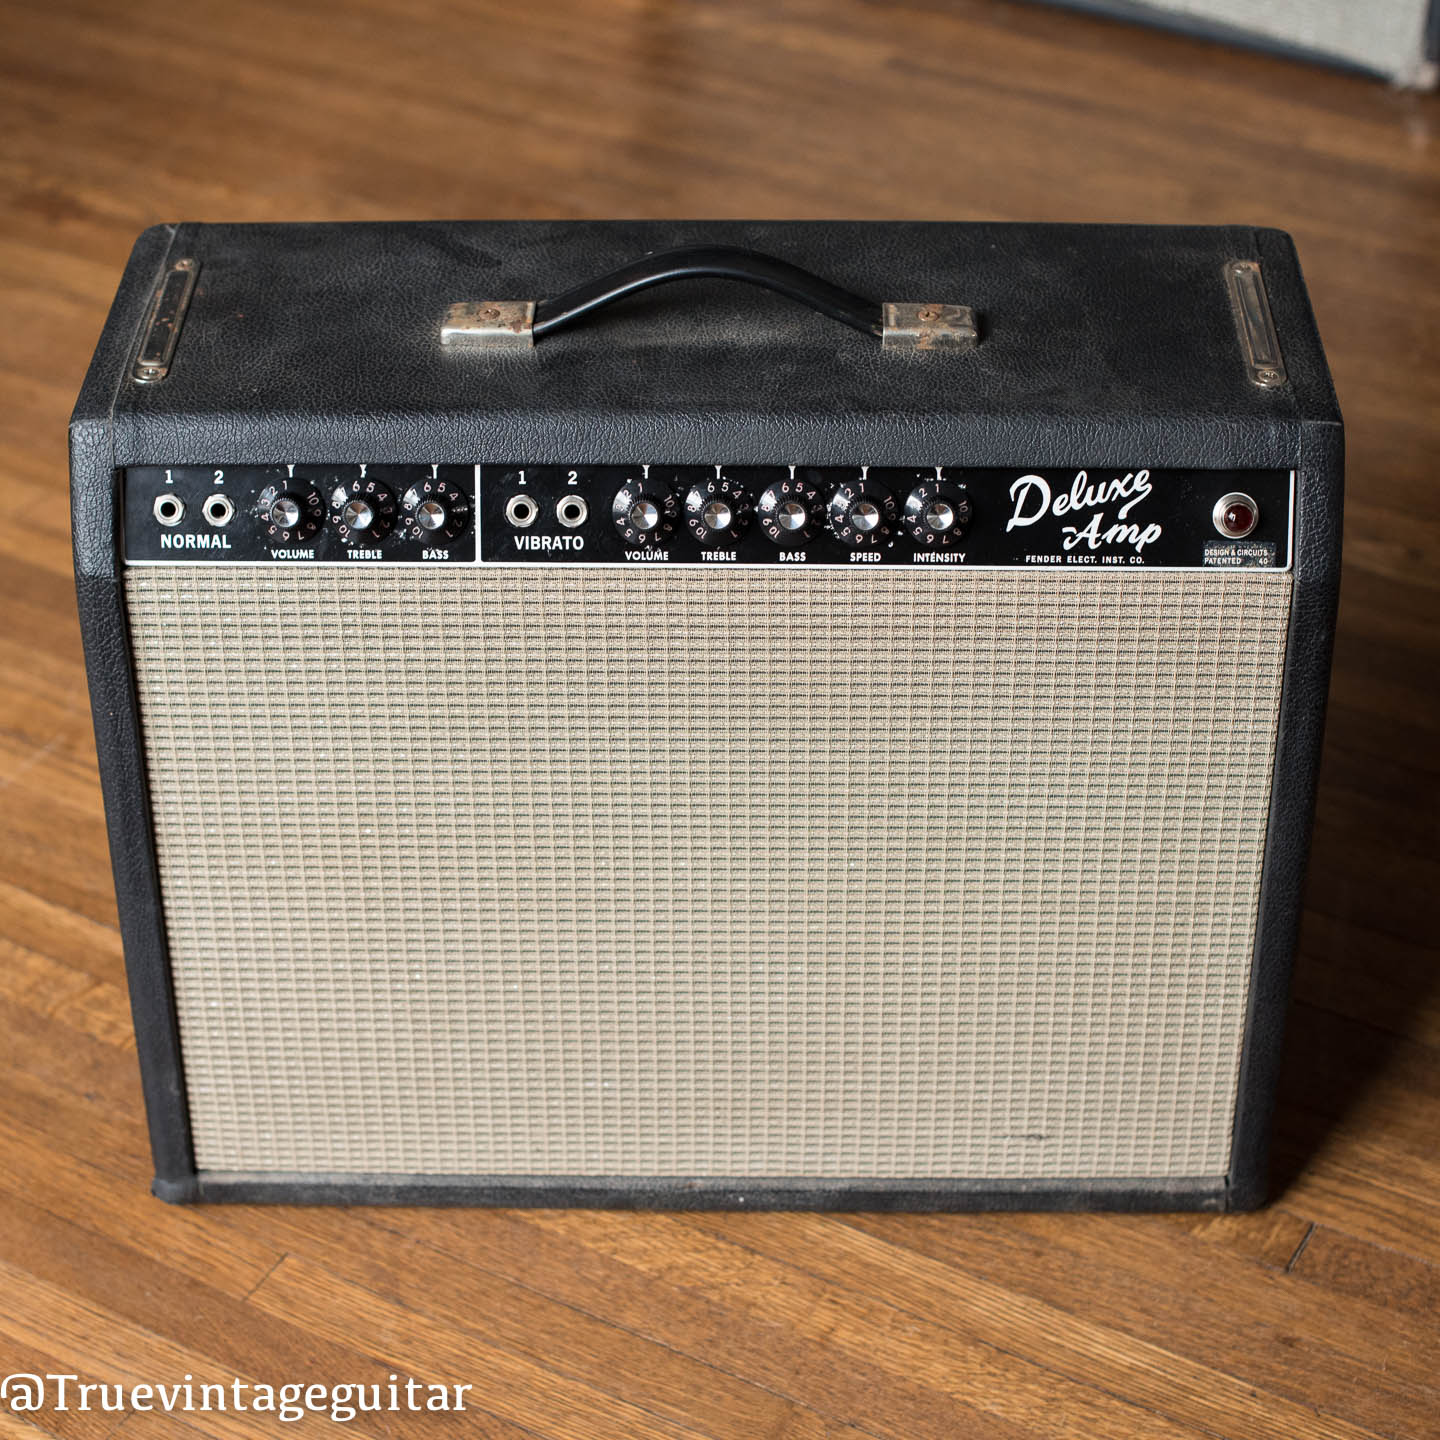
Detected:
[
  {"left": 202, "top": 493, "right": 235, "bottom": 527},
  {"left": 153, "top": 493, "right": 185, "bottom": 527},
  {"left": 556, "top": 495, "right": 589, "bottom": 529},
  {"left": 505, "top": 494, "right": 539, "bottom": 528}
]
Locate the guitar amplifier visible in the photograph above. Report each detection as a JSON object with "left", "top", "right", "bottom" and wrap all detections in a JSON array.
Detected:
[{"left": 70, "top": 221, "right": 1342, "bottom": 1209}]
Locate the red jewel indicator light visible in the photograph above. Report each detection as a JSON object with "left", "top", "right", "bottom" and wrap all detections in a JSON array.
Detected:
[{"left": 1213, "top": 492, "right": 1258, "bottom": 539}]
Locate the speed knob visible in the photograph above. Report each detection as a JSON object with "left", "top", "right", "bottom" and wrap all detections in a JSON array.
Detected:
[
  {"left": 612, "top": 475, "right": 678, "bottom": 547},
  {"left": 401, "top": 476, "right": 471, "bottom": 543},
  {"left": 329, "top": 476, "right": 397, "bottom": 544},
  {"left": 902, "top": 479, "right": 972, "bottom": 547},
  {"left": 257, "top": 481, "right": 325, "bottom": 543},
  {"left": 756, "top": 474, "right": 824, "bottom": 544},
  {"left": 828, "top": 475, "right": 898, "bottom": 549},
  {"left": 683, "top": 474, "right": 752, "bottom": 546}
]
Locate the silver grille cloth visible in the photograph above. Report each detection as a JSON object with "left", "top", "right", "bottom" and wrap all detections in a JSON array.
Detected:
[{"left": 126, "top": 568, "right": 1291, "bottom": 1178}]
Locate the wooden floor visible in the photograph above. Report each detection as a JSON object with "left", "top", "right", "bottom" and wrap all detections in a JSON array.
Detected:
[{"left": 2, "top": 0, "right": 1438, "bottom": 1435}]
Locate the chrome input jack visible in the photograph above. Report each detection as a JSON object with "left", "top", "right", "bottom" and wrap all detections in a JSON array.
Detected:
[
  {"left": 505, "top": 494, "right": 539, "bottom": 528},
  {"left": 152, "top": 494, "right": 185, "bottom": 527},
  {"left": 556, "top": 495, "right": 589, "bottom": 529},
  {"left": 202, "top": 493, "right": 235, "bottom": 527}
]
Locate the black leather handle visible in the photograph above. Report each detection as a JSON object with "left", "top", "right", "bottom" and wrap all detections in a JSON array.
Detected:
[{"left": 531, "top": 245, "right": 884, "bottom": 341}]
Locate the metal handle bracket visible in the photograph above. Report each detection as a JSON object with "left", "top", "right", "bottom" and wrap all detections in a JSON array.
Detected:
[
  {"left": 881, "top": 303, "right": 979, "bottom": 352},
  {"left": 441, "top": 300, "right": 537, "bottom": 349}
]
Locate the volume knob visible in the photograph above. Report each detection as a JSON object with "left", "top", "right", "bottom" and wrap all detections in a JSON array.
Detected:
[
  {"left": 828, "top": 475, "right": 897, "bottom": 549},
  {"left": 401, "top": 476, "right": 471, "bottom": 543},
  {"left": 612, "top": 475, "right": 678, "bottom": 547},
  {"left": 257, "top": 481, "right": 325, "bottom": 543}
]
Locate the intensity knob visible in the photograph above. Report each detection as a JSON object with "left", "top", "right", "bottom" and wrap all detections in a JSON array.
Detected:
[
  {"left": 400, "top": 476, "right": 471, "bottom": 543},
  {"left": 901, "top": 478, "right": 972, "bottom": 548},
  {"left": 329, "top": 476, "right": 397, "bottom": 544},
  {"left": 828, "top": 475, "right": 898, "bottom": 549},
  {"left": 612, "top": 475, "right": 679, "bottom": 547},
  {"left": 256, "top": 481, "right": 325, "bottom": 543},
  {"left": 756, "top": 473, "right": 825, "bottom": 545},
  {"left": 683, "top": 474, "right": 753, "bottom": 546}
]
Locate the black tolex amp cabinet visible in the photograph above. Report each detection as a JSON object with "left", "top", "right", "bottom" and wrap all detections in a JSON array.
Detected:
[{"left": 70, "top": 221, "right": 1341, "bottom": 1208}]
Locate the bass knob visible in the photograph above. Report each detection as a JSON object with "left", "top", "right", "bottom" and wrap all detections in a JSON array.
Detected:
[
  {"left": 757, "top": 473, "right": 825, "bottom": 545},
  {"left": 901, "top": 477, "right": 972, "bottom": 547},
  {"left": 401, "top": 476, "right": 471, "bottom": 543},
  {"left": 827, "top": 474, "right": 898, "bottom": 549},
  {"left": 612, "top": 475, "right": 679, "bottom": 547},
  {"left": 329, "top": 476, "right": 397, "bottom": 544},
  {"left": 256, "top": 480, "right": 325, "bottom": 543}
]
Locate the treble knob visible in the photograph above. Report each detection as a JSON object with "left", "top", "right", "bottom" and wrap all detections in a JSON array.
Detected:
[
  {"left": 757, "top": 473, "right": 825, "bottom": 545},
  {"left": 400, "top": 476, "right": 471, "bottom": 543},
  {"left": 827, "top": 474, "right": 897, "bottom": 549},
  {"left": 612, "top": 474, "right": 678, "bottom": 547},
  {"left": 329, "top": 476, "right": 397, "bottom": 544},
  {"left": 256, "top": 480, "right": 325, "bottom": 543},
  {"left": 901, "top": 476, "right": 972, "bottom": 547},
  {"left": 683, "top": 473, "right": 753, "bottom": 546}
]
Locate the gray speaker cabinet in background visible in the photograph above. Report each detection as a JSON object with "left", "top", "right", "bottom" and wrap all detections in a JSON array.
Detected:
[
  {"left": 1035, "top": 0, "right": 1438, "bottom": 88},
  {"left": 71, "top": 221, "right": 1342, "bottom": 1210}
]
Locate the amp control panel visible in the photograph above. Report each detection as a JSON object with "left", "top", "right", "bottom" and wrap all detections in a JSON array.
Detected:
[
  {"left": 123, "top": 464, "right": 1293, "bottom": 569},
  {"left": 125, "top": 466, "right": 478, "bottom": 564}
]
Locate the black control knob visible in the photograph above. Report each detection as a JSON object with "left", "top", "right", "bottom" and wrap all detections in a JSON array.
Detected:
[
  {"left": 827, "top": 474, "right": 898, "bottom": 549},
  {"left": 683, "top": 473, "right": 753, "bottom": 546},
  {"left": 257, "top": 481, "right": 325, "bottom": 543},
  {"left": 329, "top": 476, "right": 397, "bottom": 544},
  {"left": 400, "top": 476, "right": 471, "bottom": 543},
  {"left": 611, "top": 475, "right": 678, "bottom": 547},
  {"left": 901, "top": 478, "right": 972, "bottom": 548},
  {"left": 757, "top": 473, "right": 825, "bottom": 545}
]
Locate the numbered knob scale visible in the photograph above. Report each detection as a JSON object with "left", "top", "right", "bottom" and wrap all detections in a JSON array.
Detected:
[
  {"left": 612, "top": 474, "right": 679, "bottom": 547},
  {"left": 256, "top": 480, "right": 326, "bottom": 543},
  {"left": 329, "top": 476, "right": 398, "bottom": 544},
  {"left": 757, "top": 473, "right": 825, "bottom": 545},
  {"left": 901, "top": 477, "right": 972, "bottom": 547},
  {"left": 401, "top": 476, "right": 471, "bottom": 543},
  {"left": 827, "top": 474, "right": 898, "bottom": 549},
  {"left": 683, "top": 473, "right": 753, "bottom": 546}
]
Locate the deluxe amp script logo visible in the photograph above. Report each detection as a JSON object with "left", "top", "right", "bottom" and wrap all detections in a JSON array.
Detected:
[{"left": 1006, "top": 469, "right": 1161, "bottom": 553}]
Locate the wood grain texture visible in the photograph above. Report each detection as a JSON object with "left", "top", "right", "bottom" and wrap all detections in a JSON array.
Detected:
[{"left": 1, "top": 0, "right": 1437, "bottom": 1435}]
